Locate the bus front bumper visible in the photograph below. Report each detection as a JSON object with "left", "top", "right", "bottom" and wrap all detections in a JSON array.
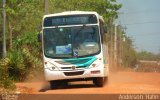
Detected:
[{"left": 44, "top": 66, "right": 108, "bottom": 81}]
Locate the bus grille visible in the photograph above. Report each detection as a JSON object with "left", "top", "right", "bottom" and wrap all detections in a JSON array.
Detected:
[
  {"left": 63, "top": 71, "right": 84, "bottom": 76},
  {"left": 61, "top": 66, "right": 86, "bottom": 70},
  {"left": 55, "top": 59, "right": 91, "bottom": 65}
]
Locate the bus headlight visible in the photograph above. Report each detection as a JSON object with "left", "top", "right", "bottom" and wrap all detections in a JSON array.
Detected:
[
  {"left": 45, "top": 62, "right": 59, "bottom": 71},
  {"left": 91, "top": 63, "right": 100, "bottom": 68},
  {"left": 90, "top": 58, "right": 101, "bottom": 68}
]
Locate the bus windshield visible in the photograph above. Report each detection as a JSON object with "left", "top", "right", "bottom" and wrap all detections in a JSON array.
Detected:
[{"left": 43, "top": 26, "right": 100, "bottom": 58}]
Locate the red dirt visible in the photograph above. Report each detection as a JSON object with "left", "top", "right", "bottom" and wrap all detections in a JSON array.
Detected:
[{"left": 16, "top": 71, "right": 160, "bottom": 94}]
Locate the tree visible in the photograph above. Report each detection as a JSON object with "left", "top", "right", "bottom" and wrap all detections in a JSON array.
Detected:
[
  {"left": 137, "top": 50, "right": 160, "bottom": 61},
  {"left": 5, "top": 0, "right": 44, "bottom": 49},
  {"left": 49, "top": 0, "right": 122, "bottom": 22}
]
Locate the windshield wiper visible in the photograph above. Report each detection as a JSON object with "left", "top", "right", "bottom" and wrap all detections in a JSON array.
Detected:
[
  {"left": 71, "top": 24, "right": 87, "bottom": 58},
  {"left": 73, "top": 24, "right": 87, "bottom": 39}
]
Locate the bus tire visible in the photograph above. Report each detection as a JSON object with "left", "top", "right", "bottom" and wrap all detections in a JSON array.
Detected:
[
  {"left": 50, "top": 80, "right": 59, "bottom": 89},
  {"left": 93, "top": 77, "right": 104, "bottom": 87}
]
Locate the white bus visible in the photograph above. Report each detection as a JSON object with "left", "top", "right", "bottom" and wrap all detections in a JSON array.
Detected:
[{"left": 39, "top": 11, "right": 109, "bottom": 88}]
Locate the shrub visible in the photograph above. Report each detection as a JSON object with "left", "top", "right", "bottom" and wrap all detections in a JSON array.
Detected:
[
  {"left": 7, "top": 32, "right": 43, "bottom": 81},
  {"left": 0, "top": 32, "right": 43, "bottom": 89},
  {"left": 0, "top": 58, "right": 16, "bottom": 89}
]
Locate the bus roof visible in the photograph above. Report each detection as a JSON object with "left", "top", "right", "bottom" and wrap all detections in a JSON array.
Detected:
[{"left": 43, "top": 11, "right": 104, "bottom": 22}]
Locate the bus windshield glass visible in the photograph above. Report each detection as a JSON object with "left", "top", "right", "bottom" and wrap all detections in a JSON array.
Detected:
[
  {"left": 43, "top": 26, "right": 100, "bottom": 58},
  {"left": 44, "top": 14, "right": 97, "bottom": 27}
]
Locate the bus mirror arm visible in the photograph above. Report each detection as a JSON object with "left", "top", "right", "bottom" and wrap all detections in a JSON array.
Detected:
[{"left": 38, "top": 32, "right": 42, "bottom": 42}]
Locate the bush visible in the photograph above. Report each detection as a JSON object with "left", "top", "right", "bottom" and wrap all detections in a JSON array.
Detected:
[
  {"left": 0, "top": 58, "right": 16, "bottom": 89},
  {"left": 7, "top": 49, "right": 27, "bottom": 81},
  {"left": 0, "top": 32, "right": 43, "bottom": 89},
  {"left": 7, "top": 32, "right": 43, "bottom": 81}
]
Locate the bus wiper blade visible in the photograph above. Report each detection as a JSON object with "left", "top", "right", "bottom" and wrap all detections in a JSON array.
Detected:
[{"left": 74, "top": 24, "right": 86, "bottom": 38}]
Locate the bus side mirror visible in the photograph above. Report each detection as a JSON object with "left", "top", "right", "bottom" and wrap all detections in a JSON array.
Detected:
[
  {"left": 104, "top": 26, "right": 107, "bottom": 33},
  {"left": 38, "top": 32, "right": 42, "bottom": 42}
]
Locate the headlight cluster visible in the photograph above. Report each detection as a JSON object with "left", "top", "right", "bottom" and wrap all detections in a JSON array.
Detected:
[
  {"left": 45, "top": 62, "right": 59, "bottom": 71},
  {"left": 90, "top": 58, "right": 102, "bottom": 68}
]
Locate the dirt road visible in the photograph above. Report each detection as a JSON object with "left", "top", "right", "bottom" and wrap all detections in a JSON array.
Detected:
[{"left": 16, "top": 72, "right": 160, "bottom": 94}]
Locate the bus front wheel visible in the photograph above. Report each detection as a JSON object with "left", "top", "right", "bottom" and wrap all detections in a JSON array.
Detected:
[
  {"left": 93, "top": 77, "right": 106, "bottom": 87},
  {"left": 50, "top": 80, "right": 59, "bottom": 89}
]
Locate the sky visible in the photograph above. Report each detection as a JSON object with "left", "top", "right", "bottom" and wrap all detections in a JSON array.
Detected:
[{"left": 117, "top": 0, "right": 160, "bottom": 54}]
